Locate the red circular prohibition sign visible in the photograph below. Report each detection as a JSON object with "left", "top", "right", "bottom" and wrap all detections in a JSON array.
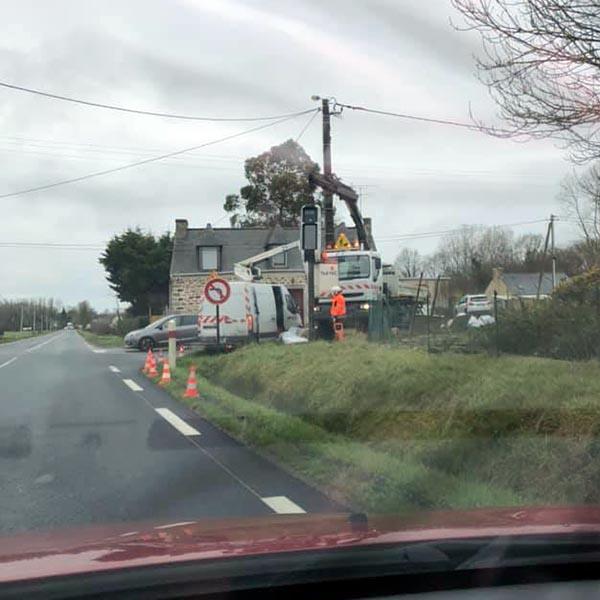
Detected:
[{"left": 204, "top": 278, "right": 231, "bottom": 305}]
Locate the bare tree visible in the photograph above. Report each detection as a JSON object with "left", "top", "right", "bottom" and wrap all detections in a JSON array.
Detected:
[
  {"left": 452, "top": 1, "right": 600, "bottom": 162},
  {"left": 559, "top": 164, "right": 600, "bottom": 265},
  {"left": 394, "top": 248, "right": 424, "bottom": 277}
]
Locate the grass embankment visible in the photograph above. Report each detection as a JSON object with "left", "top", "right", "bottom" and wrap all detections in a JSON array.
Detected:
[
  {"left": 0, "top": 331, "right": 44, "bottom": 344},
  {"left": 78, "top": 330, "right": 124, "bottom": 348},
  {"left": 153, "top": 340, "right": 600, "bottom": 512}
]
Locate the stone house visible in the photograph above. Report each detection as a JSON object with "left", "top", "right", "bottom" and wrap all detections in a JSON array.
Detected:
[
  {"left": 485, "top": 268, "right": 567, "bottom": 303},
  {"left": 169, "top": 219, "right": 369, "bottom": 320}
]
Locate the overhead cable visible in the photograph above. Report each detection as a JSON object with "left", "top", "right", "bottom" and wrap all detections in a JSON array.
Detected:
[
  {"left": 0, "top": 81, "right": 316, "bottom": 122},
  {"left": 0, "top": 112, "right": 316, "bottom": 199}
]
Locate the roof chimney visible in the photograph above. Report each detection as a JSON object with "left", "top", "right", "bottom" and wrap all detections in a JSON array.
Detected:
[{"left": 175, "top": 219, "right": 188, "bottom": 238}]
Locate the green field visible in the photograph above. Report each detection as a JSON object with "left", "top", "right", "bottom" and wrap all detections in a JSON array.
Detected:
[
  {"left": 151, "top": 339, "right": 600, "bottom": 512},
  {"left": 0, "top": 331, "right": 43, "bottom": 344},
  {"left": 78, "top": 330, "right": 124, "bottom": 348}
]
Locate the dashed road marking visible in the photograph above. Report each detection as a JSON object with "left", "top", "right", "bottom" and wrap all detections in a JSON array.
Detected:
[
  {"left": 123, "top": 379, "right": 143, "bottom": 392},
  {"left": 261, "top": 496, "right": 306, "bottom": 514},
  {"left": 0, "top": 357, "right": 18, "bottom": 370},
  {"left": 109, "top": 365, "right": 121, "bottom": 373},
  {"left": 155, "top": 408, "right": 201, "bottom": 436}
]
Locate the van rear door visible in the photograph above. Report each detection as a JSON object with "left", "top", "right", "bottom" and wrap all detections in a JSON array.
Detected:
[{"left": 253, "top": 284, "right": 278, "bottom": 338}]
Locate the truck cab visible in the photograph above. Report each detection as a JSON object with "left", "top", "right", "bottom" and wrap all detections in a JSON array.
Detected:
[{"left": 313, "top": 249, "right": 383, "bottom": 333}]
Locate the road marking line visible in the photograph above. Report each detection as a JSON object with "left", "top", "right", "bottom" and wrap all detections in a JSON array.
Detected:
[
  {"left": 24, "top": 333, "right": 65, "bottom": 354},
  {"left": 109, "top": 365, "right": 121, "bottom": 373},
  {"left": 123, "top": 379, "right": 143, "bottom": 392},
  {"left": 0, "top": 357, "right": 17, "bottom": 370},
  {"left": 155, "top": 408, "right": 201, "bottom": 436},
  {"left": 261, "top": 496, "right": 306, "bottom": 514},
  {"left": 155, "top": 521, "right": 196, "bottom": 530}
]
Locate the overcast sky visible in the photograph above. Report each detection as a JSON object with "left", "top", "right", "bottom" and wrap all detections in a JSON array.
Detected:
[{"left": 1, "top": 0, "right": 576, "bottom": 310}]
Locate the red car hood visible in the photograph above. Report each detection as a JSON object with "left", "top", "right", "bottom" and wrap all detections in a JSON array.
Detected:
[{"left": 2, "top": 506, "right": 600, "bottom": 583}]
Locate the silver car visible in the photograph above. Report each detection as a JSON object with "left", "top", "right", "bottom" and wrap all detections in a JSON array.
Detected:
[
  {"left": 455, "top": 294, "right": 492, "bottom": 316},
  {"left": 124, "top": 314, "right": 198, "bottom": 351}
]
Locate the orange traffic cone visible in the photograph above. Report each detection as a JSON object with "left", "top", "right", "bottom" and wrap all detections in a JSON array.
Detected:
[
  {"left": 178, "top": 344, "right": 185, "bottom": 358},
  {"left": 142, "top": 349, "right": 154, "bottom": 374},
  {"left": 158, "top": 359, "right": 171, "bottom": 386},
  {"left": 183, "top": 365, "right": 200, "bottom": 399},
  {"left": 147, "top": 354, "right": 159, "bottom": 377}
]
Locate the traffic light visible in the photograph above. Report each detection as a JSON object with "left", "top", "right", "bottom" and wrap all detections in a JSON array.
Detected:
[{"left": 301, "top": 205, "right": 321, "bottom": 251}]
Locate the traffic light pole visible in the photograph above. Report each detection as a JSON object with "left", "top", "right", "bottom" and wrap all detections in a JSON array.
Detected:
[
  {"left": 306, "top": 249, "right": 315, "bottom": 340},
  {"left": 322, "top": 98, "right": 334, "bottom": 248}
]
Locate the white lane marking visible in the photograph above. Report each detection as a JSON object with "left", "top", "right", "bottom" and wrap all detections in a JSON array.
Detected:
[
  {"left": 123, "top": 379, "right": 143, "bottom": 392},
  {"left": 155, "top": 521, "right": 196, "bottom": 530},
  {"left": 0, "top": 357, "right": 18, "bottom": 370},
  {"left": 24, "top": 333, "right": 64, "bottom": 354},
  {"left": 155, "top": 408, "right": 201, "bottom": 436},
  {"left": 261, "top": 496, "right": 306, "bottom": 515},
  {"left": 109, "top": 365, "right": 121, "bottom": 373},
  {"left": 93, "top": 349, "right": 106, "bottom": 354},
  {"left": 119, "top": 531, "right": 139, "bottom": 537}
]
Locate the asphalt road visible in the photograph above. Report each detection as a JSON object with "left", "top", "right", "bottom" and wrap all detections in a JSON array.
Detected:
[{"left": 0, "top": 331, "right": 340, "bottom": 534}]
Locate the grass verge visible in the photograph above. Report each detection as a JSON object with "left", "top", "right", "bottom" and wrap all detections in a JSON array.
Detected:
[
  {"left": 78, "top": 330, "right": 124, "bottom": 348},
  {"left": 148, "top": 354, "right": 529, "bottom": 513},
  {"left": 145, "top": 339, "right": 600, "bottom": 511},
  {"left": 0, "top": 330, "right": 43, "bottom": 344}
]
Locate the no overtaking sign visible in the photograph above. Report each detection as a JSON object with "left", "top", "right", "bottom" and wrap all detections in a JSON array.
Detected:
[{"left": 204, "top": 278, "right": 231, "bottom": 305}]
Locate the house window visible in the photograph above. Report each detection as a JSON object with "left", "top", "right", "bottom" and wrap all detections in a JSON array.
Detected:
[
  {"left": 268, "top": 245, "right": 287, "bottom": 268},
  {"left": 198, "top": 246, "right": 219, "bottom": 271}
]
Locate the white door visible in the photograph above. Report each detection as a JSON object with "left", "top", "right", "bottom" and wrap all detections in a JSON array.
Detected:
[{"left": 252, "top": 285, "right": 277, "bottom": 337}]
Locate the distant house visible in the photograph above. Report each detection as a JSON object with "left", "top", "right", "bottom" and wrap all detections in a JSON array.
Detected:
[
  {"left": 485, "top": 268, "right": 567, "bottom": 302},
  {"left": 169, "top": 219, "right": 372, "bottom": 320}
]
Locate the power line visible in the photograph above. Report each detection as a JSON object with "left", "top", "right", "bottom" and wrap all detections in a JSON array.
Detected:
[
  {"left": 0, "top": 111, "right": 316, "bottom": 200},
  {"left": 334, "top": 101, "right": 514, "bottom": 135},
  {"left": 376, "top": 219, "right": 550, "bottom": 243},
  {"left": 295, "top": 108, "right": 320, "bottom": 142},
  {"left": 0, "top": 81, "right": 316, "bottom": 123},
  {"left": 0, "top": 219, "right": 553, "bottom": 252}
]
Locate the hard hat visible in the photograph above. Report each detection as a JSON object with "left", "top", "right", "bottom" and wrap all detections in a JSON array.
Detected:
[{"left": 330, "top": 285, "right": 342, "bottom": 294}]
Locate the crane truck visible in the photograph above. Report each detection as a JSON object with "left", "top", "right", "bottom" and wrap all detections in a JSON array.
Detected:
[{"left": 233, "top": 173, "right": 383, "bottom": 337}]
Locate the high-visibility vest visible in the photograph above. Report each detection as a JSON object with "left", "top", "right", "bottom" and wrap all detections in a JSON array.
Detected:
[{"left": 330, "top": 293, "right": 346, "bottom": 317}]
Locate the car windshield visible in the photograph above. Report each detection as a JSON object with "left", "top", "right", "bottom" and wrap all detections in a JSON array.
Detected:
[
  {"left": 4, "top": 0, "right": 600, "bottom": 593},
  {"left": 337, "top": 255, "right": 371, "bottom": 280}
]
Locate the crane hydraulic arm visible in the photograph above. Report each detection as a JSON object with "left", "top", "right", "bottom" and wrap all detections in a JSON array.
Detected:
[{"left": 309, "top": 172, "right": 370, "bottom": 250}]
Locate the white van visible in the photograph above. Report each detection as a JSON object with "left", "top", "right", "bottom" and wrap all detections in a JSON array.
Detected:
[{"left": 197, "top": 282, "right": 302, "bottom": 347}]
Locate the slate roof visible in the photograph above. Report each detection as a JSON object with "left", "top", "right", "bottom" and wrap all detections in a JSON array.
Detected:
[
  {"left": 170, "top": 223, "right": 363, "bottom": 275},
  {"left": 502, "top": 272, "right": 567, "bottom": 296}
]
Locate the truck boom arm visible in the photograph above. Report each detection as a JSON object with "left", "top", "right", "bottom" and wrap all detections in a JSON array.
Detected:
[
  {"left": 234, "top": 240, "right": 300, "bottom": 281},
  {"left": 309, "top": 172, "right": 371, "bottom": 250}
]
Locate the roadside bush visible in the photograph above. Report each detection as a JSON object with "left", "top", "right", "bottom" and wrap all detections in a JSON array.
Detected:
[
  {"left": 114, "top": 315, "right": 148, "bottom": 336},
  {"left": 478, "top": 301, "right": 600, "bottom": 360},
  {"left": 89, "top": 318, "right": 113, "bottom": 335}
]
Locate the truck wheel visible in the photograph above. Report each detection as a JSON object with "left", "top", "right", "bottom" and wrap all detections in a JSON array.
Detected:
[{"left": 138, "top": 337, "right": 155, "bottom": 352}]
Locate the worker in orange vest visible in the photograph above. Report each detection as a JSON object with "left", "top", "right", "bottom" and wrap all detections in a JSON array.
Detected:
[{"left": 330, "top": 286, "right": 346, "bottom": 339}]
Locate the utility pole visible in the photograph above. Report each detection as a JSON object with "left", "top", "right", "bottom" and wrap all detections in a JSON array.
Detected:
[
  {"left": 550, "top": 214, "right": 556, "bottom": 289},
  {"left": 33, "top": 303, "right": 36, "bottom": 332},
  {"left": 536, "top": 218, "right": 552, "bottom": 301},
  {"left": 19, "top": 305, "right": 23, "bottom": 332},
  {"left": 322, "top": 98, "right": 334, "bottom": 248}
]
